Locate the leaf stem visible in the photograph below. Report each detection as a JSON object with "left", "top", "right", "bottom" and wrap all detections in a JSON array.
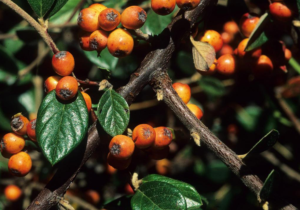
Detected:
[{"left": 0, "top": 0, "right": 59, "bottom": 54}]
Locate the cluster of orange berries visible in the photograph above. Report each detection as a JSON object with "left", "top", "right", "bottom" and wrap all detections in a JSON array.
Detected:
[
  {"left": 44, "top": 51, "right": 92, "bottom": 112},
  {"left": 1, "top": 114, "right": 34, "bottom": 177},
  {"left": 172, "top": 82, "right": 203, "bottom": 119},
  {"left": 78, "top": 3, "right": 147, "bottom": 57},
  {"left": 198, "top": 7, "right": 292, "bottom": 77},
  {"left": 107, "top": 125, "right": 174, "bottom": 170}
]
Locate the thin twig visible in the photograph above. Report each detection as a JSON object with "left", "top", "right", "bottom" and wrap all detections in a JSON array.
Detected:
[
  {"left": 76, "top": 78, "right": 100, "bottom": 86},
  {"left": 0, "top": 0, "right": 59, "bottom": 54}
]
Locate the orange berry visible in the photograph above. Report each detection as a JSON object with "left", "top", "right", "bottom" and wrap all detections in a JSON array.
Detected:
[
  {"left": 176, "top": 0, "right": 201, "bottom": 11},
  {"left": 4, "top": 185, "right": 22, "bottom": 201},
  {"left": 200, "top": 30, "right": 223, "bottom": 52},
  {"left": 239, "top": 13, "right": 260, "bottom": 37},
  {"left": 77, "top": 8, "right": 100, "bottom": 32},
  {"left": 121, "top": 6, "right": 147, "bottom": 30},
  {"left": 156, "top": 159, "right": 171, "bottom": 175},
  {"left": 55, "top": 76, "right": 78, "bottom": 101},
  {"left": 187, "top": 104, "right": 203, "bottom": 119},
  {"left": 253, "top": 55, "right": 273, "bottom": 77},
  {"left": 269, "top": 2, "right": 292, "bottom": 22},
  {"left": 109, "top": 135, "right": 135, "bottom": 160},
  {"left": 85, "top": 190, "right": 100, "bottom": 204},
  {"left": 44, "top": 76, "right": 62, "bottom": 94},
  {"left": 81, "top": 92, "right": 92, "bottom": 113},
  {"left": 132, "top": 124, "right": 156, "bottom": 149},
  {"left": 27, "top": 119, "right": 36, "bottom": 142},
  {"left": 107, "top": 152, "right": 132, "bottom": 170},
  {"left": 52, "top": 51, "right": 75, "bottom": 76},
  {"left": 1, "top": 133, "right": 25, "bottom": 155},
  {"left": 98, "top": 8, "right": 121, "bottom": 31},
  {"left": 284, "top": 48, "right": 292, "bottom": 62},
  {"left": 216, "top": 54, "right": 236, "bottom": 75},
  {"left": 153, "top": 127, "right": 173, "bottom": 149},
  {"left": 107, "top": 28, "right": 134, "bottom": 57},
  {"left": 8, "top": 152, "right": 32, "bottom": 177},
  {"left": 219, "top": 44, "right": 233, "bottom": 56},
  {"left": 125, "top": 183, "right": 134, "bottom": 194},
  {"left": 10, "top": 113, "right": 29, "bottom": 136},
  {"left": 79, "top": 31, "right": 93, "bottom": 51},
  {"left": 221, "top": 32, "right": 233, "bottom": 44},
  {"left": 172, "top": 82, "right": 191, "bottom": 104},
  {"left": 89, "top": 30, "right": 108, "bottom": 52},
  {"left": 106, "top": 162, "right": 117, "bottom": 174},
  {"left": 151, "top": 0, "right": 176, "bottom": 16},
  {"left": 147, "top": 146, "right": 170, "bottom": 160},
  {"left": 237, "top": 38, "right": 262, "bottom": 59},
  {"left": 88, "top": 3, "right": 107, "bottom": 13},
  {"left": 223, "top": 21, "right": 239, "bottom": 35}
]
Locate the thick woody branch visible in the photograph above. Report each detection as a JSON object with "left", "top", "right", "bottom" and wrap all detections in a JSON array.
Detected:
[
  {"left": 150, "top": 71, "right": 297, "bottom": 210},
  {"left": 0, "top": 0, "right": 59, "bottom": 54}
]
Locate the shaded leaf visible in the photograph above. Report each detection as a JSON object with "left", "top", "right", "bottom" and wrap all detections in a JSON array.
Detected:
[
  {"left": 236, "top": 106, "right": 262, "bottom": 132},
  {"left": 245, "top": 13, "right": 271, "bottom": 51},
  {"left": 0, "top": 46, "right": 19, "bottom": 85},
  {"left": 49, "top": 0, "right": 81, "bottom": 24},
  {"left": 143, "top": 174, "right": 203, "bottom": 209},
  {"left": 36, "top": 91, "right": 89, "bottom": 165},
  {"left": 84, "top": 48, "right": 118, "bottom": 71},
  {"left": 205, "top": 160, "right": 230, "bottom": 183},
  {"left": 45, "top": 0, "right": 69, "bottom": 19},
  {"left": 96, "top": 89, "right": 130, "bottom": 137},
  {"left": 243, "top": 130, "right": 278, "bottom": 159},
  {"left": 131, "top": 181, "right": 187, "bottom": 210},
  {"left": 190, "top": 37, "right": 215, "bottom": 72},
  {"left": 103, "top": 195, "right": 132, "bottom": 210},
  {"left": 27, "top": 0, "right": 55, "bottom": 18},
  {"left": 198, "top": 76, "right": 225, "bottom": 97},
  {"left": 260, "top": 170, "right": 280, "bottom": 201}
]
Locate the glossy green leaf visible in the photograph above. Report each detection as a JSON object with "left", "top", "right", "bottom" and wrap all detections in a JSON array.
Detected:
[
  {"left": 131, "top": 181, "right": 187, "bottom": 210},
  {"left": 260, "top": 170, "right": 280, "bottom": 201},
  {"left": 45, "top": 0, "right": 69, "bottom": 19},
  {"left": 243, "top": 130, "right": 278, "bottom": 159},
  {"left": 143, "top": 174, "right": 203, "bottom": 209},
  {"left": 245, "top": 13, "right": 271, "bottom": 51},
  {"left": 141, "top": 9, "right": 176, "bottom": 35},
  {"left": 49, "top": 0, "right": 81, "bottom": 24},
  {"left": 199, "top": 76, "right": 225, "bottom": 97},
  {"left": 96, "top": 89, "right": 130, "bottom": 137},
  {"left": 27, "top": 0, "right": 55, "bottom": 18},
  {"left": 36, "top": 91, "right": 89, "bottom": 165},
  {"left": 102, "top": 0, "right": 127, "bottom": 9}
]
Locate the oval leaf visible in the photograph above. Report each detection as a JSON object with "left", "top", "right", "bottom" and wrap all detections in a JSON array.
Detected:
[
  {"left": 245, "top": 13, "right": 271, "bottom": 51},
  {"left": 96, "top": 89, "right": 130, "bottom": 137},
  {"left": 143, "top": 174, "right": 203, "bottom": 209},
  {"left": 190, "top": 37, "right": 216, "bottom": 72},
  {"left": 45, "top": 0, "right": 69, "bottom": 20},
  {"left": 243, "top": 130, "right": 279, "bottom": 159},
  {"left": 131, "top": 181, "right": 187, "bottom": 210},
  {"left": 198, "top": 76, "right": 225, "bottom": 97},
  {"left": 260, "top": 170, "right": 280, "bottom": 201},
  {"left": 27, "top": 0, "right": 55, "bottom": 18},
  {"left": 36, "top": 91, "right": 89, "bottom": 165}
]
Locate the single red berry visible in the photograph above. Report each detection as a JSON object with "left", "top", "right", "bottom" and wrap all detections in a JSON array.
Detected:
[
  {"left": 269, "top": 2, "right": 292, "bottom": 22},
  {"left": 132, "top": 124, "right": 156, "bottom": 149},
  {"left": 27, "top": 119, "right": 37, "bottom": 142},
  {"left": 44, "top": 76, "right": 62, "bottom": 93},
  {"left": 216, "top": 54, "right": 236, "bottom": 75},
  {"left": 121, "top": 6, "right": 147, "bottom": 30},
  {"left": 172, "top": 82, "right": 191, "bottom": 104},
  {"left": 10, "top": 113, "right": 29, "bottom": 136},
  {"left": 8, "top": 152, "right": 32, "bottom": 177},
  {"left": 153, "top": 127, "right": 173, "bottom": 149},
  {"left": 239, "top": 13, "right": 260, "bottom": 37},
  {"left": 52, "top": 51, "right": 75, "bottom": 76},
  {"left": 200, "top": 30, "right": 223, "bottom": 52},
  {"left": 55, "top": 76, "right": 78, "bottom": 101},
  {"left": 78, "top": 8, "right": 100, "bottom": 32},
  {"left": 176, "top": 0, "right": 201, "bottom": 11},
  {"left": 151, "top": 0, "right": 176, "bottom": 16},
  {"left": 1, "top": 133, "right": 25, "bottom": 155},
  {"left": 109, "top": 135, "right": 135, "bottom": 160},
  {"left": 107, "top": 28, "right": 134, "bottom": 57},
  {"left": 98, "top": 8, "right": 121, "bottom": 31},
  {"left": 187, "top": 104, "right": 203, "bottom": 119}
]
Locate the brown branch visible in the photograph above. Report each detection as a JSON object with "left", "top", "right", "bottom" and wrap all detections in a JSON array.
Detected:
[
  {"left": 150, "top": 71, "right": 297, "bottom": 210},
  {"left": 0, "top": 0, "right": 59, "bottom": 54},
  {"left": 76, "top": 78, "right": 100, "bottom": 86}
]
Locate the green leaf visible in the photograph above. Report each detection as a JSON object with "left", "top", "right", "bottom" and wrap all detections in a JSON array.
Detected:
[
  {"left": 84, "top": 48, "right": 118, "bottom": 70},
  {"left": 131, "top": 181, "right": 187, "bottom": 210},
  {"left": 141, "top": 9, "right": 176, "bottom": 35},
  {"left": 199, "top": 76, "right": 225, "bottom": 97},
  {"left": 49, "top": 0, "right": 81, "bottom": 24},
  {"left": 143, "top": 174, "right": 203, "bottom": 209},
  {"left": 176, "top": 51, "right": 195, "bottom": 76},
  {"left": 260, "top": 170, "right": 280, "bottom": 201},
  {"left": 0, "top": 46, "right": 19, "bottom": 85},
  {"left": 45, "top": 0, "right": 69, "bottom": 19},
  {"left": 27, "top": 0, "right": 55, "bottom": 18},
  {"left": 103, "top": 195, "right": 132, "bottom": 210},
  {"left": 245, "top": 13, "right": 271, "bottom": 51},
  {"left": 205, "top": 160, "right": 230, "bottom": 184},
  {"left": 96, "top": 89, "right": 130, "bottom": 137},
  {"left": 242, "top": 130, "right": 278, "bottom": 159},
  {"left": 36, "top": 91, "right": 89, "bottom": 165},
  {"left": 236, "top": 106, "right": 262, "bottom": 132},
  {"left": 102, "top": 0, "right": 127, "bottom": 9}
]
